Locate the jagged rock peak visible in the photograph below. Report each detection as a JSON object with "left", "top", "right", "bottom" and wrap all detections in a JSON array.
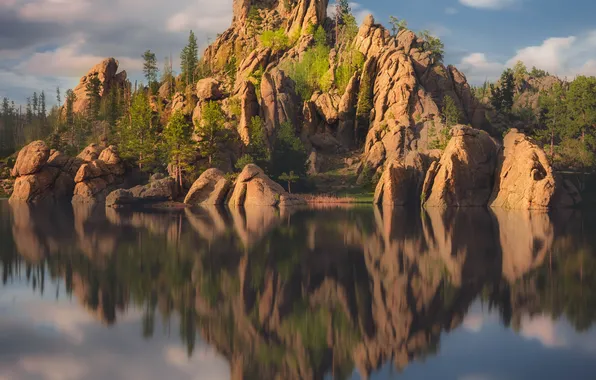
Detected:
[
  {"left": 71, "top": 58, "right": 128, "bottom": 114},
  {"left": 232, "top": 0, "right": 329, "bottom": 33}
]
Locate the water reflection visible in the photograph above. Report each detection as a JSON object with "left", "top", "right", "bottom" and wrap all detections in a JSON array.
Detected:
[{"left": 1, "top": 200, "right": 596, "bottom": 379}]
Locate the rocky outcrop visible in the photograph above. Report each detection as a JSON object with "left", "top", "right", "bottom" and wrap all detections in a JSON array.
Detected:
[
  {"left": 72, "top": 146, "right": 127, "bottom": 203},
  {"left": 337, "top": 72, "right": 360, "bottom": 148},
  {"left": 106, "top": 177, "right": 178, "bottom": 208},
  {"left": 489, "top": 129, "right": 558, "bottom": 209},
  {"left": 261, "top": 68, "right": 302, "bottom": 139},
  {"left": 374, "top": 151, "right": 440, "bottom": 206},
  {"left": 354, "top": 16, "right": 490, "bottom": 171},
  {"left": 184, "top": 168, "right": 231, "bottom": 205},
  {"left": 77, "top": 143, "right": 103, "bottom": 162},
  {"left": 196, "top": 78, "right": 224, "bottom": 101},
  {"left": 228, "top": 164, "right": 305, "bottom": 207},
  {"left": 236, "top": 81, "right": 260, "bottom": 144},
  {"left": 422, "top": 126, "right": 497, "bottom": 208},
  {"left": 10, "top": 140, "right": 49, "bottom": 177},
  {"left": 10, "top": 141, "right": 84, "bottom": 203},
  {"left": 71, "top": 58, "right": 128, "bottom": 114}
]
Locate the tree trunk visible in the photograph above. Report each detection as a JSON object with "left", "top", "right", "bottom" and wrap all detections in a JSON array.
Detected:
[{"left": 287, "top": 181, "right": 292, "bottom": 194}]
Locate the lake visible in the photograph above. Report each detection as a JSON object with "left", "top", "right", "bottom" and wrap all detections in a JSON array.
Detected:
[{"left": 1, "top": 199, "right": 596, "bottom": 380}]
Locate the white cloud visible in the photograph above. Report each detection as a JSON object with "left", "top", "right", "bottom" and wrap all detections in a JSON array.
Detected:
[
  {"left": 463, "top": 313, "right": 485, "bottom": 332},
  {"left": 327, "top": 2, "right": 373, "bottom": 26},
  {"left": 459, "top": 0, "right": 518, "bottom": 10},
  {"left": 19, "top": 0, "right": 92, "bottom": 23},
  {"left": 457, "top": 52, "right": 504, "bottom": 83},
  {"left": 459, "top": 30, "right": 596, "bottom": 84},
  {"left": 15, "top": 37, "right": 143, "bottom": 78},
  {"left": 19, "top": 355, "right": 88, "bottom": 380}
]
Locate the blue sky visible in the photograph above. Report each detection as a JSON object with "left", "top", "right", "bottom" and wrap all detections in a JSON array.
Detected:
[{"left": 1, "top": 0, "right": 596, "bottom": 106}]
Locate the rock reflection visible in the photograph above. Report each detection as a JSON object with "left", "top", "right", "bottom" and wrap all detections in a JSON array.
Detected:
[{"left": 2, "top": 201, "right": 596, "bottom": 379}]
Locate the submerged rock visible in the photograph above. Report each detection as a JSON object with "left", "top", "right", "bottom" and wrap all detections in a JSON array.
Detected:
[{"left": 106, "top": 177, "right": 178, "bottom": 208}]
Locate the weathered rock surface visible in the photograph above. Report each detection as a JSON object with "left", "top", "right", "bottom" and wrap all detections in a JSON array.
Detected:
[
  {"left": 184, "top": 168, "right": 231, "bottom": 205},
  {"left": 422, "top": 126, "right": 497, "bottom": 208},
  {"left": 228, "top": 164, "right": 305, "bottom": 207},
  {"left": 10, "top": 142, "right": 84, "bottom": 203},
  {"left": 353, "top": 16, "right": 490, "bottom": 171},
  {"left": 196, "top": 78, "right": 224, "bottom": 101},
  {"left": 261, "top": 68, "right": 302, "bottom": 138},
  {"left": 106, "top": 177, "right": 178, "bottom": 208},
  {"left": 73, "top": 146, "right": 127, "bottom": 203},
  {"left": 489, "top": 129, "right": 558, "bottom": 209},
  {"left": 236, "top": 80, "right": 260, "bottom": 144},
  {"left": 11, "top": 140, "right": 49, "bottom": 177},
  {"left": 71, "top": 58, "right": 128, "bottom": 114},
  {"left": 374, "top": 151, "right": 440, "bottom": 206},
  {"left": 77, "top": 143, "right": 103, "bottom": 162}
]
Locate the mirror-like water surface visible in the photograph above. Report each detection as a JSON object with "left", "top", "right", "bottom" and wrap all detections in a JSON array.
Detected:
[{"left": 1, "top": 200, "right": 596, "bottom": 380}]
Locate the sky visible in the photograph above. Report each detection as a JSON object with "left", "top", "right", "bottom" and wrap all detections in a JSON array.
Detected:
[{"left": 1, "top": 0, "right": 596, "bottom": 106}]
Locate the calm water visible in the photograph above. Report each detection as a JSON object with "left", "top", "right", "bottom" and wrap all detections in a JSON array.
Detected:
[{"left": 1, "top": 200, "right": 596, "bottom": 380}]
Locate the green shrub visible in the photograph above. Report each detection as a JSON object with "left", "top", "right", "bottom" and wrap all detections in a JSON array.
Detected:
[
  {"left": 282, "top": 26, "right": 330, "bottom": 101},
  {"left": 260, "top": 28, "right": 290, "bottom": 51},
  {"left": 335, "top": 50, "right": 364, "bottom": 94}
]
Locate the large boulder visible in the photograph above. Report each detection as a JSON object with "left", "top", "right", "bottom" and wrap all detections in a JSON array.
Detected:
[
  {"left": 184, "top": 168, "right": 231, "bottom": 205},
  {"left": 10, "top": 142, "right": 83, "bottom": 203},
  {"left": 72, "top": 146, "right": 126, "bottom": 203},
  {"left": 228, "top": 164, "right": 305, "bottom": 207},
  {"left": 196, "top": 78, "right": 224, "bottom": 101},
  {"left": 489, "top": 129, "right": 578, "bottom": 209},
  {"left": 422, "top": 126, "right": 497, "bottom": 208},
  {"left": 11, "top": 140, "right": 50, "bottom": 176},
  {"left": 236, "top": 80, "right": 260, "bottom": 144},
  {"left": 106, "top": 177, "right": 178, "bottom": 208},
  {"left": 77, "top": 143, "right": 103, "bottom": 162},
  {"left": 374, "top": 151, "right": 440, "bottom": 206}
]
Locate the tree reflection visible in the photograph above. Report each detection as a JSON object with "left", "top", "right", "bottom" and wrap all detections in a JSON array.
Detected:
[{"left": 1, "top": 200, "right": 596, "bottom": 379}]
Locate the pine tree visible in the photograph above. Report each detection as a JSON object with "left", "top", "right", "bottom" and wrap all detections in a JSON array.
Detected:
[
  {"left": 197, "top": 101, "right": 229, "bottom": 165},
  {"left": 118, "top": 90, "right": 157, "bottom": 170},
  {"left": 142, "top": 50, "right": 159, "bottom": 93},
  {"left": 86, "top": 75, "right": 102, "bottom": 120},
  {"left": 39, "top": 91, "right": 46, "bottom": 119},
  {"left": 180, "top": 31, "right": 199, "bottom": 86},
  {"left": 443, "top": 95, "right": 462, "bottom": 127},
  {"left": 538, "top": 82, "right": 568, "bottom": 161},
  {"left": 32, "top": 92, "right": 38, "bottom": 116},
  {"left": 163, "top": 110, "right": 195, "bottom": 188}
]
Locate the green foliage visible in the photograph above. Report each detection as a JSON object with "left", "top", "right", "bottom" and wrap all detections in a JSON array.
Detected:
[
  {"left": 282, "top": 26, "right": 331, "bottom": 101},
  {"left": 117, "top": 90, "right": 158, "bottom": 171},
  {"left": 335, "top": 49, "right": 364, "bottom": 94},
  {"left": 246, "top": 116, "right": 270, "bottom": 169},
  {"left": 260, "top": 28, "right": 290, "bottom": 51},
  {"left": 536, "top": 81, "right": 568, "bottom": 161},
  {"left": 356, "top": 71, "right": 373, "bottom": 117},
  {"left": 180, "top": 30, "right": 199, "bottom": 86},
  {"left": 530, "top": 66, "right": 549, "bottom": 78},
  {"left": 142, "top": 50, "right": 159, "bottom": 94},
  {"left": 417, "top": 30, "right": 444, "bottom": 64},
  {"left": 512, "top": 60, "right": 528, "bottom": 88},
  {"left": 85, "top": 74, "right": 102, "bottom": 120},
  {"left": 389, "top": 16, "right": 408, "bottom": 36},
  {"left": 163, "top": 110, "right": 196, "bottom": 187},
  {"left": 247, "top": 6, "right": 263, "bottom": 37},
  {"left": 269, "top": 122, "right": 307, "bottom": 180},
  {"left": 491, "top": 68, "right": 515, "bottom": 115},
  {"left": 279, "top": 171, "right": 299, "bottom": 193},
  {"left": 442, "top": 95, "right": 462, "bottom": 127},
  {"left": 235, "top": 154, "right": 254, "bottom": 171},
  {"left": 197, "top": 101, "right": 230, "bottom": 166}
]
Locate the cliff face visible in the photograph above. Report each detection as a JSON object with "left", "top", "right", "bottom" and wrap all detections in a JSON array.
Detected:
[
  {"left": 353, "top": 16, "right": 490, "bottom": 171},
  {"left": 70, "top": 58, "right": 128, "bottom": 114}
]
